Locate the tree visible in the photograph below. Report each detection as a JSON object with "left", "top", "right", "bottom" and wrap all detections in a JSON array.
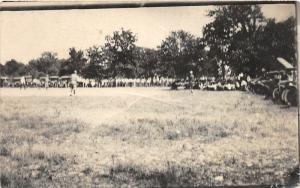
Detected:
[
  {"left": 28, "top": 52, "right": 61, "bottom": 77},
  {"left": 60, "top": 48, "right": 87, "bottom": 75},
  {"left": 103, "top": 28, "right": 137, "bottom": 78},
  {"left": 256, "top": 17, "right": 296, "bottom": 71},
  {"left": 159, "top": 30, "right": 205, "bottom": 78},
  {"left": 203, "top": 5, "right": 265, "bottom": 78},
  {"left": 0, "top": 64, "right": 6, "bottom": 76},
  {"left": 27, "top": 59, "right": 41, "bottom": 78},
  {"left": 203, "top": 6, "right": 296, "bottom": 78},
  {"left": 83, "top": 45, "right": 107, "bottom": 81},
  {"left": 133, "top": 47, "right": 159, "bottom": 78},
  {"left": 4, "top": 59, "right": 26, "bottom": 76}
]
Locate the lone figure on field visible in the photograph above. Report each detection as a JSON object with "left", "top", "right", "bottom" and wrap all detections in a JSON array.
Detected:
[
  {"left": 70, "top": 70, "right": 78, "bottom": 96},
  {"left": 20, "top": 76, "right": 26, "bottom": 90},
  {"left": 45, "top": 74, "right": 49, "bottom": 90},
  {"left": 189, "top": 70, "right": 195, "bottom": 93}
]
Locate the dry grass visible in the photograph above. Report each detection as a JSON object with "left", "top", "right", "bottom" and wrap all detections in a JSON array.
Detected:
[{"left": 0, "top": 88, "right": 298, "bottom": 187}]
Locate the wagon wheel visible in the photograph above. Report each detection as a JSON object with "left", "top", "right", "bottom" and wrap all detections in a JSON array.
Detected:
[
  {"left": 257, "top": 84, "right": 265, "bottom": 95},
  {"left": 281, "top": 89, "right": 288, "bottom": 104},
  {"left": 272, "top": 88, "right": 280, "bottom": 103},
  {"left": 286, "top": 87, "right": 298, "bottom": 106},
  {"left": 281, "top": 89, "right": 289, "bottom": 104}
]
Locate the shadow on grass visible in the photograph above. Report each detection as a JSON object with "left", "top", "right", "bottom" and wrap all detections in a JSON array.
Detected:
[
  {"left": 103, "top": 161, "right": 298, "bottom": 188},
  {"left": 1, "top": 173, "right": 33, "bottom": 188},
  {"left": 0, "top": 152, "right": 73, "bottom": 188}
]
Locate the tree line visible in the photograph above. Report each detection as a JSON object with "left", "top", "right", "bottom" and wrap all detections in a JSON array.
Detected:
[{"left": 0, "top": 5, "right": 296, "bottom": 80}]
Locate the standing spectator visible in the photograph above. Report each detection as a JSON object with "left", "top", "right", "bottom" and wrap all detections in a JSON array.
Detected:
[
  {"left": 142, "top": 77, "right": 146, "bottom": 87},
  {"left": 135, "top": 78, "right": 138, "bottom": 87},
  {"left": 116, "top": 77, "right": 120, "bottom": 87},
  {"left": 166, "top": 77, "right": 170, "bottom": 87},
  {"left": 138, "top": 77, "right": 142, "bottom": 87},
  {"left": 147, "top": 77, "right": 151, "bottom": 87},
  {"left": 189, "top": 71, "right": 195, "bottom": 93},
  {"left": 160, "top": 76, "right": 165, "bottom": 87},
  {"left": 154, "top": 74, "right": 159, "bottom": 86}
]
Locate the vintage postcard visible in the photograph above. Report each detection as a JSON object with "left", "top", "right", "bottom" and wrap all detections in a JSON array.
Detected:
[{"left": 0, "top": 1, "right": 298, "bottom": 187}]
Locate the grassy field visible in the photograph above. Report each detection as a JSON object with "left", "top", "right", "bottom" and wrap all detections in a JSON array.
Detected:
[{"left": 0, "top": 88, "right": 298, "bottom": 187}]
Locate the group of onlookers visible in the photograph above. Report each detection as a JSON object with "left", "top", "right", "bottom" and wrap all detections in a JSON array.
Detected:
[
  {"left": 100, "top": 76, "right": 175, "bottom": 88},
  {"left": 171, "top": 72, "right": 252, "bottom": 91},
  {"left": 0, "top": 72, "right": 252, "bottom": 91},
  {"left": 0, "top": 74, "right": 176, "bottom": 89}
]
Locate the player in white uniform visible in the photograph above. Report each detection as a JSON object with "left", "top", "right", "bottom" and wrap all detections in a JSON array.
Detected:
[
  {"left": 45, "top": 74, "right": 49, "bottom": 89},
  {"left": 20, "top": 76, "right": 26, "bottom": 89},
  {"left": 70, "top": 70, "right": 78, "bottom": 96}
]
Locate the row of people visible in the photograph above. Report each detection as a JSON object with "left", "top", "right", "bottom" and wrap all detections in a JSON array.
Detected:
[
  {"left": 172, "top": 71, "right": 251, "bottom": 91},
  {"left": 100, "top": 77, "right": 175, "bottom": 87},
  {"left": 1, "top": 71, "right": 251, "bottom": 90},
  {"left": 0, "top": 75, "right": 177, "bottom": 88}
]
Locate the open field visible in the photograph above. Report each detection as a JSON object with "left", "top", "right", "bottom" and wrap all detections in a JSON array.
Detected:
[{"left": 0, "top": 87, "right": 298, "bottom": 187}]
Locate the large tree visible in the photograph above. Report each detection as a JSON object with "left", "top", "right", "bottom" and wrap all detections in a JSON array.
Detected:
[
  {"left": 103, "top": 28, "right": 137, "bottom": 78},
  {"left": 83, "top": 45, "right": 107, "bottom": 81},
  {"left": 4, "top": 59, "right": 26, "bottom": 76},
  {"left": 159, "top": 30, "right": 205, "bottom": 78},
  {"left": 28, "top": 52, "right": 61, "bottom": 77},
  {"left": 60, "top": 48, "right": 87, "bottom": 75},
  {"left": 256, "top": 17, "right": 296, "bottom": 71},
  {"left": 203, "top": 5, "right": 265, "bottom": 78},
  {"left": 133, "top": 47, "right": 159, "bottom": 78}
]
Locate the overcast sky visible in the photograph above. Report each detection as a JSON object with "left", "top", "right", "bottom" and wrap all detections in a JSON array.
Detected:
[{"left": 0, "top": 4, "right": 295, "bottom": 64}]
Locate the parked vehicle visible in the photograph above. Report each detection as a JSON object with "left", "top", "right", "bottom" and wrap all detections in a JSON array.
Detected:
[{"left": 271, "top": 58, "right": 297, "bottom": 106}]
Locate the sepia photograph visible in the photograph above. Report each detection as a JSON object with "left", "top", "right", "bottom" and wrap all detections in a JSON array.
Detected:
[{"left": 0, "top": 1, "right": 299, "bottom": 187}]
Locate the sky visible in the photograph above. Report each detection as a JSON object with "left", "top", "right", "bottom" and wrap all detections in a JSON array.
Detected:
[{"left": 0, "top": 3, "right": 295, "bottom": 64}]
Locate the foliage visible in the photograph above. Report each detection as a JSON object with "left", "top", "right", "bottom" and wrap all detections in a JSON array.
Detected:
[
  {"left": 0, "top": 64, "right": 5, "bottom": 76},
  {"left": 133, "top": 47, "right": 159, "bottom": 78},
  {"left": 203, "top": 5, "right": 296, "bottom": 78},
  {"left": 3, "top": 59, "right": 26, "bottom": 77},
  {"left": 28, "top": 52, "right": 60, "bottom": 77},
  {"left": 158, "top": 30, "right": 205, "bottom": 78},
  {"left": 103, "top": 28, "right": 138, "bottom": 78},
  {"left": 203, "top": 5, "right": 265, "bottom": 78},
  {"left": 83, "top": 46, "right": 106, "bottom": 80},
  {"left": 59, "top": 48, "right": 87, "bottom": 76},
  {"left": 256, "top": 17, "right": 296, "bottom": 71}
]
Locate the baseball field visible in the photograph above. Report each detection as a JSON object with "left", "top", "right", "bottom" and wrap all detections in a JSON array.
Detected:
[{"left": 0, "top": 87, "right": 298, "bottom": 187}]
